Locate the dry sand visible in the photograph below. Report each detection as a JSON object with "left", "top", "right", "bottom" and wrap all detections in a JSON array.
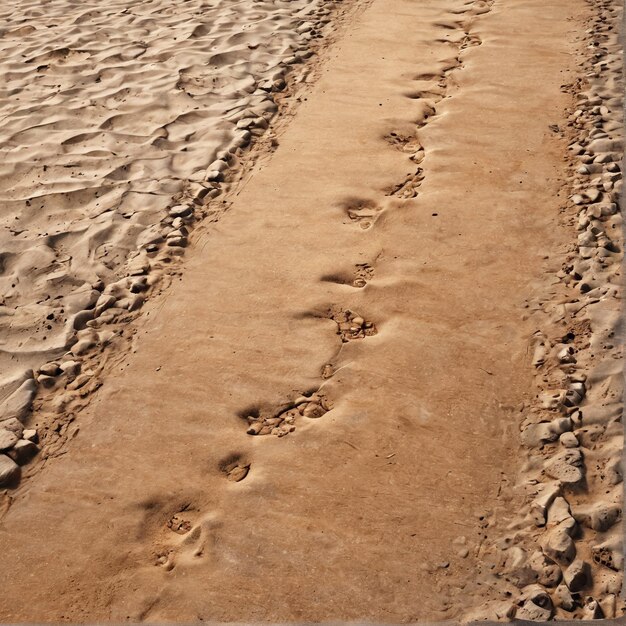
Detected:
[{"left": 0, "top": 0, "right": 623, "bottom": 621}]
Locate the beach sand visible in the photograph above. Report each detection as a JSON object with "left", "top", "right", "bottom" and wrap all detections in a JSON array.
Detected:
[{"left": 0, "top": 0, "right": 623, "bottom": 621}]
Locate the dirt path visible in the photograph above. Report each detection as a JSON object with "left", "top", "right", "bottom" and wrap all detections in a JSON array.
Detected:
[{"left": 0, "top": 0, "right": 616, "bottom": 621}]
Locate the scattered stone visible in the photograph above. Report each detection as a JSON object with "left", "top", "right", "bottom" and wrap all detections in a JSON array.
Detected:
[
  {"left": 563, "top": 559, "right": 590, "bottom": 592},
  {"left": 544, "top": 448, "right": 585, "bottom": 484},
  {"left": 582, "top": 597, "right": 604, "bottom": 619},
  {"left": 0, "top": 454, "right": 20, "bottom": 486},
  {"left": 0, "top": 377, "right": 36, "bottom": 422},
  {"left": 0, "top": 428, "right": 18, "bottom": 451},
  {"left": 541, "top": 523, "right": 576, "bottom": 564},
  {"left": 0, "top": 418, "right": 23, "bottom": 437},
  {"left": 39, "top": 362, "right": 61, "bottom": 377},
  {"left": 554, "top": 583, "right": 575, "bottom": 611},
  {"left": 559, "top": 431, "right": 579, "bottom": 448},
  {"left": 226, "top": 464, "right": 249, "bottom": 482},
  {"left": 59, "top": 360, "right": 81, "bottom": 378},
  {"left": 22, "top": 429, "right": 38, "bottom": 443},
  {"left": 516, "top": 585, "right": 553, "bottom": 620},
  {"left": 572, "top": 502, "right": 621, "bottom": 531},
  {"left": 7, "top": 439, "right": 39, "bottom": 465}
]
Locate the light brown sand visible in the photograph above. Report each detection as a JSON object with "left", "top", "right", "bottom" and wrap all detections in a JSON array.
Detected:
[{"left": 0, "top": 0, "right": 623, "bottom": 621}]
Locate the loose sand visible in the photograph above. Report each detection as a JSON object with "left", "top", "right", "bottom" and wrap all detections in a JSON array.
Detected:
[{"left": 0, "top": 0, "right": 623, "bottom": 621}]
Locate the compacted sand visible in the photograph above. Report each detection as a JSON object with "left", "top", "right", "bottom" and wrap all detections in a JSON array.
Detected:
[{"left": 0, "top": 0, "right": 623, "bottom": 622}]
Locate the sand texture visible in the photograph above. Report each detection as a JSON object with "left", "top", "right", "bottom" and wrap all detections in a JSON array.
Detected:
[
  {"left": 0, "top": 0, "right": 340, "bottom": 395},
  {"left": 0, "top": 0, "right": 623, "bottom": 621}
]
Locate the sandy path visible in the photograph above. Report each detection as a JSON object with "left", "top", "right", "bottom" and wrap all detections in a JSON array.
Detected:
[{"left": 0, "top": 0, "right": 619, "bottom": 621}]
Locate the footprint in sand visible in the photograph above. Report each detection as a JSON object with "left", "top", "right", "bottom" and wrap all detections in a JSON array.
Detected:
[
  {"left": 344, "top": 201, "right": 384, "bottom": 230},
  {"left": 218, "top": 453, "right": 251, "bottom": 482},
  {"left": 321, "top": 262, "right": 375, "bottom": 289},
  {"left": 386, "top": 167, "right": 425, "bottom": 199},
  {"left": 155, "top": 507, "right": 220, "bottom": 571},
  {"left": 327, "top": 307, "right": 378, "bottom": 342},
  {"left": 243, "top": 390, "right": 332, "bottom": 437}
]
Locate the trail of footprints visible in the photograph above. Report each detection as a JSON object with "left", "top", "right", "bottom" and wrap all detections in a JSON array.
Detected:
[{"left": 155, "top": 0, "right": 496, "bottom": 570}]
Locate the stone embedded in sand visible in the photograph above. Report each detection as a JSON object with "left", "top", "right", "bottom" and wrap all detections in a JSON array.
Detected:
[
  {"left": 59, "top": 360, "right": 80, "bottom": 378},
  {"left": 559, "top": 432, "right": 579, "bottom": 448},
  {"left": 530, "top": 482, "right": 561, "bottom": 526},
  {"left": 572, "top": 502, "right": 621, "bottom": 531},
  {"left": 527, "top": 551, "right": 561, "bottom": 587},
  {"left": 563, "top": 559, "right": 590, "bottom": 592},
  {"left": 0, "top": 377, "right": 36, "bottom": 423},
  {"left": 554, "top": 583, "right": 575, "bottom": 611},
  {"left": 22, "top": 429, "right": 38, "bottom": 443},
  {"left": 0, "top": 454, "right": 20, "bottom": 486},
  {"left": 94, "top": 294, "right": 117, "bottom": 317},
  {"left": 544, "top": 448, "right": 584, "bottom": 484},
  {"left": 547, "top": 497, "right": 575, "bottom": 529},
  {"left": 521, "top": 417, "right": 571, "bottom": 447},
  {"left": 226, "top": 464, "right": 249, "bottom": 482},
  {"left": 71, "top": 338, "right": 96, "bottom": 356},
  {"left": 246, "top": 421, "right": 264, "bottom": 436},
  {"left": 37, "top": 374, "right": 56, "bottom": 389},
  {"left": 7, "top": 439, "right": 38, "bottom": 465},
  {"left": 541, "top": 523, "right": 576, "bottom": 564},
  {"left": 0, "top": 428, "right": 18, "bottom": 451},
  {"left": 516, "top": 585, "right": 553, "bottom": 620},
  {"left": 39, "top": 362, "right": 61, "bottom": 377},
  {"left": 0, "top": 418, "right": 23, "bottom": 438},
  {"left": 168, "top": 204, "right": 193, "bottom": 218}
]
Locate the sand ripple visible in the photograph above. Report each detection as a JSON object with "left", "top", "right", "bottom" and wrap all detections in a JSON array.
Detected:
[{"left": 0, "top": 0, "right": 328, "bottom": 391}]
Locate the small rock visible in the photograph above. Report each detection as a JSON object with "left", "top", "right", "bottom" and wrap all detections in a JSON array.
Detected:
[
  {"left": 22, "top": 429, "right": 38, "bottom": 443},
  {"left": 563, "top": 559, "right": 590, "bottom": 592},
  {"left": 168, "top": 204, "right": 193, "bottom": 218},
  {"left": 226, "top": 465, "right": 249, "bottom": 482},
  {"left": 572, "top": 502, "right": 621, "bottom": 531},
  {"left": 541, "top": 523, "right": 576, "bottom": 563},
  {"left": 554, "top": 583, "right": 575, "bottom": 611},
  {"left": 0, "top": 377, "right": 36, "bottom": 422},
  {"left": 0, "top": 454, "right": 20, "bottom": 486},
  {"left": 7, "top": 439, "right": 39, "bottom": 465},
  {"left": 544, "top": 448, "right": 584, "bottom": 484},
  {"left": 71, "top": 339, "right": 96, "bottom": 356},
  {"left": 37, "top": 374, "right": 56, "bottom": 389},
  {"left": 560, "top": 432, "right": 579, "bottom": 448},
  {"left": 59, "top": 360, "right": 81, "bottom": 378},
  {"left": 39, "top": 362, "right": 61, "bottom": 377},
  {"left": 0, "top": 428, "right": 18, "bottom": 451},
  {"left": 0, "top": 418, "right": 23, "bottom": 438},
  {"left": 582, "top": 598, "right": 604, "bottom": 619}
]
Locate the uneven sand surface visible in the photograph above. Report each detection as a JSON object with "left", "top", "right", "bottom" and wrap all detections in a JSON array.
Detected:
[
  {"left": 0, "top": 0, "right": 337, "bottom": 390},
  {"left": 0, "top": 0, "right": 623, "bottom": 621}
]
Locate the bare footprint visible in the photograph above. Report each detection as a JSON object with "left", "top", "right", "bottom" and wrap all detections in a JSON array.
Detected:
[
  {"left": 327, "top": 307, "right": 378, "bottom": 342},
  {"left": 386, "top": 167, "right": 425, "bottom": 198},
  {"left": 218, "top": 453, "right": 250, "bottom": 482},
  {"left": 321, "top": 262, "right": 374, "bottom": 288},
  {"left": 344, "top": 201, "right": 384, "bottom": 230},
  {"left": 243, "top": 390, "right": 332, "bottom": 437}
]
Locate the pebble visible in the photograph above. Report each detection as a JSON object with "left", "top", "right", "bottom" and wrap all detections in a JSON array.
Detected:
[
  {"left": 22, "top": 429, "right": 38, "bottom": 443},
  {"left": 0, "top": 454, "right": 20, "bottom": 487},
  {"left": 572, "top": 502, "right": 620, "bottom": 531}
]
